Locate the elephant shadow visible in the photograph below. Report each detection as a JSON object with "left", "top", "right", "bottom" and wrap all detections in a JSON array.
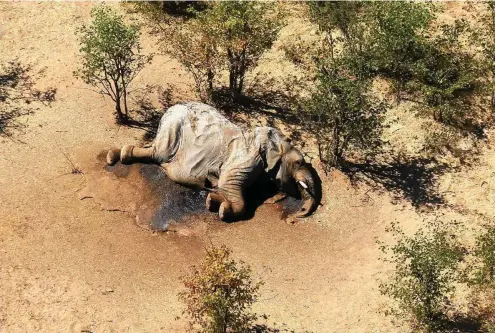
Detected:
[{"left": 242, "top": 164, "right": 323, "bottom": 222}]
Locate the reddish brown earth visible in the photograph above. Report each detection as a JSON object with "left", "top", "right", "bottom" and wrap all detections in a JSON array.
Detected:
[{"left": 1, "top": 2, "right": 492, "bottom": 332}]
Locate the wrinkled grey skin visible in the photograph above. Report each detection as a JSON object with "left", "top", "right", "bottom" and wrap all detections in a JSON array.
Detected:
[{"left": 107, "top": 102, "right": 319, "bottom": 221}]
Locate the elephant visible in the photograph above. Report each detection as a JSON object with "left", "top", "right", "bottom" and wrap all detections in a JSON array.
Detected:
[{"left": 106, "top": 102, "right": 321, "bottom": 221}]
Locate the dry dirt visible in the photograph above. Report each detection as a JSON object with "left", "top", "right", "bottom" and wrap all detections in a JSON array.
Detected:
[{"left": 1, "top": 2, "right": 493, "bottom": 333}]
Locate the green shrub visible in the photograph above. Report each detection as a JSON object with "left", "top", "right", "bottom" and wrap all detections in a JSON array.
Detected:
[
  {"left": 379, "top": 221, "right": 465, "bottom": 332},
  {"left": 301, "top": 57, "right": 386, "bottom": 169},
  {"left": 410, "top": 20, "right": 482, "bottom": 129},
  {"left": 179, "top": 245, "right": 263, "bottom": 333},
  {"left": 465, "top": 225, "right": 495, "bottom": 332},
  {"left": 473, "top": 225, "right": 495, "bottom": 286},
  {"left": 471, "top": 1, "right": 495, "bottom": 112},
  {"left": 74, "top": 6, "right": 152, "bottom": 123},
  {"left": 162, "top": 1, "right": 285, "bottom": 99},
  {"left": 367, "top": 2, "right": 434, "bottom": 101}
]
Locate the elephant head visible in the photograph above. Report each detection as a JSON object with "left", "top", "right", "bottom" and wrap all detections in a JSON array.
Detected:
[{"left": 263, "top": 129, "right": 321, "bottom": 218}]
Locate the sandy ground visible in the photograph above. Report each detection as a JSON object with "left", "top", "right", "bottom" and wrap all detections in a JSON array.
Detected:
[{"left": 1, "top": 2, "right": 493, "bottom": 332}]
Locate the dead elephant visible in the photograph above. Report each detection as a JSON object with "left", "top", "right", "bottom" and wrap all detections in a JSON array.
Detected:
[{"left": 107, "top": 102, "right": 321, "bottom": 221}]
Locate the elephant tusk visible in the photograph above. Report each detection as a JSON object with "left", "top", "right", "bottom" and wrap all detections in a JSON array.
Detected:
[{"left": 298, "top": 181, "right": 308, "bottom": 189}]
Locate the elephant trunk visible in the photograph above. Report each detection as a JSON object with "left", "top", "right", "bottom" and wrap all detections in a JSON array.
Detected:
[{"left": 294, "top": 166, "right": 319, "bottom": 218}]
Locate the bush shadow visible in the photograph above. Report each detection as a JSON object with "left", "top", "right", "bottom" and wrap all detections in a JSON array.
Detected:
[
  {"left": 251, "top": 323, "right": 313, "bottom": 333},
  {"left": 343, "top": 155, "right": 454, "bottom": 209},
  {"left": 436, "top": 314, "right": 483, "bottom": 333},
  {"left": 127, "top": 85, "right": 177, "bottom": 142},
  {"left": 0, "top": 60, "right": 56, "bottom": 137},
  {"left": 210, "top": 87, "right": 298, "bottom": 129}
]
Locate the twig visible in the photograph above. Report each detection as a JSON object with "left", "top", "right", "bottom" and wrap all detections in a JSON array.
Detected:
[{"left": 60, "top": 150, "right": 84, "bottom": 174}]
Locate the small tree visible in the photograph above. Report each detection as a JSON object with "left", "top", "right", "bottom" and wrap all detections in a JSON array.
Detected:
[
  {"left": 410, "top": 20, "right": 482, "bottom": 128},
  {"left": 165, "top": 13, "right": 220, "bottom": 102},
  {"left": 367, "top": 2, "right": 434, "bottom": 103},
  {"left": 163, "top": 1, "right": 284, "bottom": 99},
  {"left": 379, "top": 220, "right": 465, "bottom": 332},
  {"left": 75, "top": 6, "right": 152, "bottom": 123},
  {"left": 179, "top": 245, "right": 263, "bottom": 333},
  {"left": 301, "top": 58, "right": 386, "bottom": 169},
  {"left": 207, "top": 1, "right": 285, "bottom": 96}
]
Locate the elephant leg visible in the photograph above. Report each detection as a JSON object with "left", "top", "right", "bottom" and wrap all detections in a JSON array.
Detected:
[
  {"left": 214, "top": 187, "right": 245, "bottom": 222},
  {"left": 263, "top": 192, "right": 287, "bottom": 204},
  {"left": 106, "top": 148, "right": 121, "bottom": 166},
  {"left": 206, "top": 193, "right": 221, "bottom": 212},
  {"left": 218, "top": 199, "right": 245, "bottom": 222},
  {"left": 106, "top": 145, "right": 154, "bottom": 165},
  {"left": 162, "top": 163, "right": 204, "bottom": 189},
  {"left": 215, "top": 164, "right": 263, "bottom": 221}
]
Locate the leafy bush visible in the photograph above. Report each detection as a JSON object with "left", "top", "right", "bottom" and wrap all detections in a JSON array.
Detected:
[
  {"left": 162, "top": 1, "right": 285, "bottom": 100},
  {"left": 379, "top": 221, "right": 465, "bottom": 332},
  {"left": 74, "top": 6, "right": 152, "bottom": 123},
  {"left": 472, "top": 225, "right": 495, "bottom": 286},
  {"left": 302, "top": 2, "right": 483, "bottom": 165},
  {"left": 308, "top": 1, "right": 364, "bottom": 40},
  {"left": 307, "top": 1, "right": 372, "bottom": 79},
  {"left": 366, "top": 2, "right": 434, "bottom": 101},
  {"left": 300, "top": 58, "right": 386, "bottom": 169},
  {"left": 465, "top": 225, "right": 495, "bottom": 332},
  {"left": 282, "top": 2, "right": 386, "bottom": 169},
  {"left": 164, "top": 9, "right": 220, "bottom": 102},
  {"left": 179, "top": 245, "right": 263, "bottom": 333},
  {"left": 410, "top": 20, "right": 482, "bottom": 129}
]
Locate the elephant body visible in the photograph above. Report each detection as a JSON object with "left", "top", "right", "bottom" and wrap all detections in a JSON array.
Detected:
[
  {"left": 152, "top": 102, "right": 263, "bottom": 191},
  {"left": 107, "top": 102, "right": 319, "bottom": 221}
]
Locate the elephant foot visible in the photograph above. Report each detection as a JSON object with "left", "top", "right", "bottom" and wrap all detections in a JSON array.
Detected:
[
  {"left": 206, "top": 193, "right": 220, "bottom": 212},
  {"left": 120, "top": 145, "right": 134, "bottom": 164},
  {"left": 263, "top": 192, "right": 287, "bottom": 204},
  {"left": 106, "top": 149, "right": 121, "bottom": 166},
  {"left": 218, "top": 202, "right": 232, "bottom": 222}
]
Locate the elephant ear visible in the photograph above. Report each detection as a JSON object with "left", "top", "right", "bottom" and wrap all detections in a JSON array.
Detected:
[{"left": 265, "top": 129, "right": 290, "bottom": 171}]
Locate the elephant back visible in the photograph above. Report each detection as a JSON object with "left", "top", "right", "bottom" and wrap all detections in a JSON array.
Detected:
[{"left": 153, "top": 102, "right": 248, "bottom": 183}]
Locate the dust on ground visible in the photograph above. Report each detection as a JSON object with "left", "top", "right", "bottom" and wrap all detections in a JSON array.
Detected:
[{"left": 1, "top": 2, "right": 491, "bottom": 332}]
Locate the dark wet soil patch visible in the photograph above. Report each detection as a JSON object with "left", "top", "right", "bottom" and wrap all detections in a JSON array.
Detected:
[
  {"left": 280, "top": 197, "right": 303, "bottom": 219},
  {"left": 94, "top": 150, "right": 305, "bottom": 232},
  {"left": 137, "top": 163, "right": 209, "bottom": 231}
]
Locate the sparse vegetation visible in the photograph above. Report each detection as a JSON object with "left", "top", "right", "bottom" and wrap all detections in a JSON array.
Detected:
[
  {"left": 286, "top": 2, "right": 386, "bottom": 169},
  {"left": 300, "top": 57, "right": 387, "bottom": 169},
  {"left": 164, "top": 9, "right": 220, "bottom": 102},
  {"left": 281, "top": 2, "right": 486, "bottom": 168},
  {"left": 465, "top": 225, "right": 495, "bottom": 331},
  {"left": 472, "top": 225, "right": 495, "bottom": 287},
  {"left": 74, "top": 6, "right": 152, "bottom": 123},
  {"left": 7, "top": 2, "right": 495, "bottom": 332},
  {"left": 379, "top": 220, "right": 465, "bottom": 332},
  {"left": 155, "top": 1, "right": 285, "bottom": 101},
  {"left": 411, "top": 20, "right": 482, "bottom": 129},
  {"left": 471, "top": 1, "right": 495, "bottom": 113},
  {"left": 179, "top": 245, "right": 263, "bottom": 333},
  {"left": 366, "top": 2, "right": 434, "bottom": 102}
]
